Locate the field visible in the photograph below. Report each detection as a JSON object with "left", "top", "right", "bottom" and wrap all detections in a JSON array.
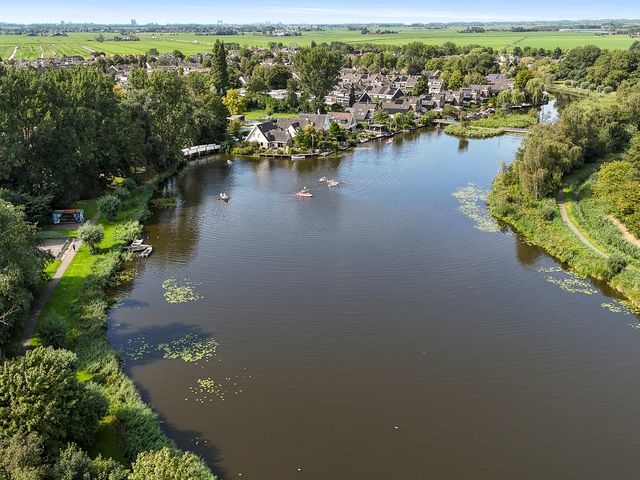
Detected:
[{"left": 1, "top": 28, "right": 637, "bottom": 60}]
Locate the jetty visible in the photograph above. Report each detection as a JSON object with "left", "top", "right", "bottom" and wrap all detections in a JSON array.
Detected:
[{"left": 181, "top": 144, "right": 221, "bottom": 158}]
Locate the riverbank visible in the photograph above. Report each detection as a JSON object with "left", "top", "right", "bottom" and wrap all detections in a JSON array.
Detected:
[
  {"left": 30, "top": 168, "right": 203, "bottom": 465},
  {"left": 442, "top": 113, "right": 537, "bottom": 139},
  {"left": 488, "top": 162, "right": 640, "bottom": 308}
]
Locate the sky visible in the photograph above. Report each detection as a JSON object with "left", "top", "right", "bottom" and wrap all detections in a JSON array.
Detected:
[{"left": 0, "top": 0, "right": 639, "bottom": 25}]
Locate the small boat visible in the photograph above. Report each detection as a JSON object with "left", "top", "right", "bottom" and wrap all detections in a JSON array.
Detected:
[
  {"left": 319, "top": 176, "right": 327, "bottom": 182},
  {"left": 226, "top": 159, "right": 234, "bottom": 165},
  {"left": 327, "top": 180, "right": 339, "bottom": 188},
  {"left": 219, "top": 192, "right": 229, "bottom": 201},
  {"left": 386, "top": 138, "right": 393, "bottom": 145},
  {"left": 291, "top": 154, "right": 305, "bottom": 160},
  {"left": 140, "top": 246, "right": 153, "bottom": 258},
  {"left": 319, "top": 151, "right": 331, "bottom": 157},
  {"left": 296, "top": 187, "right": 313, "bottom": 198}
]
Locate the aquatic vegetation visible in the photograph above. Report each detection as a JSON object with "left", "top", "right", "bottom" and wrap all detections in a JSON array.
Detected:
[
  {"left": 538, "top": 265, "right": 597, "bottom": 294},
  {"left": 162, "top": 277, "right": 202, "bottom": 304},
  {"left": 157, "top": 333, "right": 218, "bottom": 363},
  {"left": 452, "top": 184, "right": 501, "bottom": 233},
  {"left": 544, "top": 275, "right": 597, "bottom": 295},
  {"left": 121, "top": 335, "right": 152, "bottom": 361},
  {"left": 188, "top": 377, "right": 226, "bottom": 403},
  {"left": 601, "top": 300, "right": 633, "bottom": 315},
  {"left": 112, "top": 267, "right": 137, "bottom": 286}
]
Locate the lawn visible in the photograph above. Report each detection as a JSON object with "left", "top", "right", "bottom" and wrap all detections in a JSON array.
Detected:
[
  {"left": 243, "top": 109, "right": 299, "bottom": 121},
  {"left": 1, "top": 28, "right": 637, "bottom": 61}
]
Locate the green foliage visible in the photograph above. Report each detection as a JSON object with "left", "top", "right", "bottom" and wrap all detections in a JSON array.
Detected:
[
  {"left": 78, "top": 224, "right": 105, "bottom": 254},
  {"left": 0, "top": 347, "right": 107, "bottom": 449},
  {"left": 0, "top": 199, "right": 46, "bottom": 354},
  {"left": 514, "top": 124, "right": 582, "bottom": 199},
  {"left": 113, "top": 187, "right": 130, "bottom": 200},
  {"left": 97, "top": 194, "right": 122, "bottom": 221},
  {"left": 556, "top": 45, "right": 602, "bottom": 81},
  {"left": 594, "top": 159, "right": 640, "bottom": 237},
  {"left": 0, "top": 433, "right": 47, "bottom": 480},
  {"left": 51, "top": 443, "right": 128, "bottom": 480},
  {"left": 606, "top": 253, "right": 628, "bottom": 280},
  {"left": 221, "top": 89, "right": 247, "bottom": 115},
  {"left": 293, "top": 44, "right": 343, "bottom": 111},
  {"left": 129, "top": 448, "right": 216, "bottom": 480},
  {"left": 211, "top": 40, "right": 229, "bottom": 94},
  {"left": 38, "top": 312, "right": 69, "bottom": 349},
  {"left": 113, "top": 220, "right": 143, "bottom": 246}
]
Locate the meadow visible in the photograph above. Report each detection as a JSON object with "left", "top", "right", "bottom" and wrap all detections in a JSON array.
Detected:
[{"left": 0, "top": 28, "right": 637, "bottom": 60}]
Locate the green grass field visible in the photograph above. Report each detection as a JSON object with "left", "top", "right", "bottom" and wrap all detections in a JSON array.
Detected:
[{"left": 1, "top": 28, "right": 637, "bottom": 60}]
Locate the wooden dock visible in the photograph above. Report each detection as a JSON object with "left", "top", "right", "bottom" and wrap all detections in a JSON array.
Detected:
[{"left": 181, "top": 144, "right": 220, "bottom": 158}]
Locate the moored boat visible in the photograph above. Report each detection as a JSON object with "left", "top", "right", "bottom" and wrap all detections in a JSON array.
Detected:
[
  {"left": 227, "top": 159, "right": 234, "bottom": 165},
  {"left": 291, "top": 154, "right": 305, "bottom": 160},
  {"left": 319, "top": 176, "right": 327, "bottom": 182},
  {"left": 219, "top": 192, "right": 229, "bottom": 201},
  {"left": 327, "top": 180, "right": 339, "bottom": 188}
]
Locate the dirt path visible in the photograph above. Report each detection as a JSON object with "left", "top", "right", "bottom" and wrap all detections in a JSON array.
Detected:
[
  {"left": 8, "top": 46, "right": 18, "bottom": 61},
  {"left": 21, "top": 212, "right": 101, "bottom": 350},
  {"left": 557, "top": 181, "right": 607, "bottom": 258},
  {"left": 608, "top": 215, "right": 640, "bottom": 249}
]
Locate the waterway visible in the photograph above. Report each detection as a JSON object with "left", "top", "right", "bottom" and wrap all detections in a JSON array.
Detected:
[{"left": 109, "top": 128, "right": 640, "bottom": 480}]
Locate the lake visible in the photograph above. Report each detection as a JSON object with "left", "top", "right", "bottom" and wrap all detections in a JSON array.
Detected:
[{"left": 109, "top": 129, "right": 640, "bottom": 480}]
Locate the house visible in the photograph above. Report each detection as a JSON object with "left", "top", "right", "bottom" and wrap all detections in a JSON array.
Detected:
[
  {"left": 326, "top": 112, "right": 356, "bottom": 129},
  {"left": 428, "top": 79, "right": 445, "bottom": 94},
  {"left": 346, "top": 103, "right": 378, "bottom": 125},
  {"left": 244, "top": 121, "right": 294, "bottom": 149},
  {"left": 381, "top": 100, "right": 412, "bottom": 116}
]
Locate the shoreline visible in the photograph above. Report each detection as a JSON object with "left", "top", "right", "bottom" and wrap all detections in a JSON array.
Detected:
[{"left": 488, "top": 164, "right": 640, "bottom": 309}]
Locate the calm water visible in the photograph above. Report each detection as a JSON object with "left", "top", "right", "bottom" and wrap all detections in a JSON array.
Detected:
[{"left": 109, "top": 130, "right": 640, "bottom": 480}]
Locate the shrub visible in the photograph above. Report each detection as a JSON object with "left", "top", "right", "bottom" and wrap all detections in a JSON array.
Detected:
[
  {"left": 122, "top": 178, "right": 137, "bottom": 190},
  {"left": 603, "top": 86, "right": 614, "bottom": 94},
  {"left": 606, "top": 253, "right": 627, "bottom": 279},
  {"left": 113, "top": 220, "right": 143, "bottom": 246},
  {"left": 129, "top": 448, "right": 216, "bottom": 480},
  {"left": 539, "top": 201, "right": 557, "bottom": 221},
  {"left": 113, "top": 186, "right": 130, "bottom": 200},
  {"left": 97, "top": 194, "right": 121, "bottom": 221},
  {"left": 0, "top": 347, "right": 108, "bottom": 449},
  {"left": 77, "top": 224, "right": 104, "bottom": 254},
  {"left": 38, "top": 312, "right": 69, "bottom": 349}
]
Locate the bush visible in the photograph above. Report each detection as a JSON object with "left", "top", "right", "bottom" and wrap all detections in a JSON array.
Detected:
[
  {"left": 122, "top": 178, "right": 137, "bottom": 190},
  {"left": 38, "top": 312, "right": 69, "bottom": 349},
  {"left": 97, "top": 194, "right": 121, "bottom": 221},
  {"left": 539, "top": 201, "right": 557, "bottom": 221},
  {"left": 0, "top": 347, "right": 107, "bottom": 449},
  {"left": 77, "top": 224, "right": 104, "bottom": 254},
  {"left": 113, "top": 220, "right": 143, "bottom": 246},
  {"left": 603, "top": 86, "right": 614, "bottom": 94},
  {"left": 606, "top": 253, "right": 627, "bottom": 279},
  {"left": 129, "top": 448, "right": 215, "bottom": 480},
  {"left": 113, "top": 186, "right": 130, "bottom": 200}
]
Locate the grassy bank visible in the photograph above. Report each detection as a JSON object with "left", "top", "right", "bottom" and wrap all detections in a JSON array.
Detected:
[
  {"left": 35, "top": 170, "right": 180, "bottom": 464},
  {"left": 488, "top": 165, "right": 640, "bottom": 307}
]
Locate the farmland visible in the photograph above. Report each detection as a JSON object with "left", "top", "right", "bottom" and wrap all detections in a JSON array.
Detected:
[{"left": 1, "top": 28, "right": 637, "bottom": 60}]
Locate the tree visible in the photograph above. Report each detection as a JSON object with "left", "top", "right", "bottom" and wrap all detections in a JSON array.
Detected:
[
  {"left": 447, "top": 70, "right": 463, "bottom": 90},
  {"left": 514, "top": 124, "right": 582, "bottom": 199},
  {"left": 37, "top": 312, "right": 69, "bottom": 349},
  {"left": 525, "top": 78, "right": 545, "bottom": 105},
  {"left": 51, "top": 443, "right": 128, "bottom": 480},
  {"left": 78, "top": 223, "right": 104, "bottom": 254},
  {"left": 0, "top": 347, "right": 107, "bottom": 449},
  {"left": 0, "top": 200, "right": 46, "bottom": 353},
  {"left": 221, "top": 89, "right": 247, "bottom": 115},
  {"left": 211, "top": 40, "right": 229, "bottom": 94},
  {"left": 129, "top": 448, "right": 216, "bottom": 480},
  {"left": 294, "top": 45, "right": 342, "bottom": 111},
  {"left": 514, "top": 68, "right": 534, "bottom": 89},
  {"left": 97, "top": 194, "right": 121, "bottom": 221},
  {"left": 348, "top": 85, "right": 356, "bottom": 107},
  {"left": 0, "top": 432, "right": 46, "bottom": 480}
]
